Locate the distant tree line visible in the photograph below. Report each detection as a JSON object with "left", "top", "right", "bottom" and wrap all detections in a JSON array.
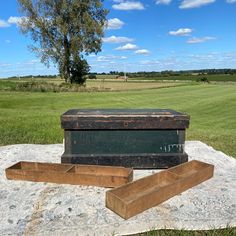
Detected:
[
  {"left": 7, "top": 73, "right": 98, "bottom": 80},
  {"left": 106, "top": 69, "right": 236, "bottom": 78},
  {"left": 7, "top": 75, "right": 58, "bottom": 79},
  {"left": 7, "top": 68, "right": 236, "bottom": 80}
]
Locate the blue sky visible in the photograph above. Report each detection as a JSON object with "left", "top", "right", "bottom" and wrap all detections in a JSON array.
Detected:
[{"left": 0, "top": 0, "right": 236, "bottom": 77}]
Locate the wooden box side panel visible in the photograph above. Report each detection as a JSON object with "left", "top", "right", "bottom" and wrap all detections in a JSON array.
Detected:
[
  {"left": 72, "top": 164, "right": 132, "bottom": 177},
  {"left": 6, "top": 169, "right": 130, "bottom": 187},
  {"left": 5, "top": 162, "right": 133, "bottom": 188},
  {"left": 6, "top": 169, "right": 52, "bottom": 183},
  {"left": 167, "top": 160, "right": 214, "bottom": 193},
  {"left": 125, "top": 181, "right": 180, "bottom": 219},
  {"left": 167, "top": 165, "right": 214, "bottom": 194},
  {"left": 167, "top": 160, "right": 212, "bottom": 176},
  {"left": 107, "top": 171, "right": 170, "bottom": 201},
  {"left": 63, "top": 173, "right": 128, "bottom": 187}
]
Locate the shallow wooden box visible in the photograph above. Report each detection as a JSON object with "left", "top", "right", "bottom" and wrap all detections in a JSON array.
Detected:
[
  {"left": 5, "top": 161, "right": 133, "bottom": 188},
  {"left": 106, "top": 160, "right": 214, "bottom": 219},
  {"left": 61, "top": 109, "right": 190, "bottom": 169}
]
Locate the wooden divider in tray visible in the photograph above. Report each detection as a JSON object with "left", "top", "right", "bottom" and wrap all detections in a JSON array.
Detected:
[
  {"left": 106, "top": 160, "right": 214, "bottom": 219},
  {"left": 5, "top": 161, "right": 133, "bottom": 188}
]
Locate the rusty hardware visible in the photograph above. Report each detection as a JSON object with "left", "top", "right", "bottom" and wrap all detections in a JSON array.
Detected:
[{"left": 124, "top": 122, "right": 129, "bottom": 127}]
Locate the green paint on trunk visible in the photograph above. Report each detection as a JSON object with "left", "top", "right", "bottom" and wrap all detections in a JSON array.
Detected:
[{"left": 64, "top": 130, "right": 185, "bottom": 155}]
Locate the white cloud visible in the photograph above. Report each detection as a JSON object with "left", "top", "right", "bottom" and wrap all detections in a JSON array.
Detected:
[
  {"left": 88, "top": 50, "right": 236, "bottom": 73},
  {"left": 88, "top": 54, "right": 96, "bottom": 57},
  {"left": 102, "top": 36, "right": 134, "bottom": 43},
  {"left": 222, "top": 51, "right": 236, "bottom": 61},
  {"left": 107, "top": 18, "right": 124, "bottom": 30},
  {"left": 19, "top": 59, "right": 40, "bottom": 65},
  {"left": 0, "top": 19, "right": 10, "bottom": 28},
  {"left": 169, "top": 28, "right": 193, "bottom": 36},
  {"left": 188, "top": 53, "right": 217, "bottom": 60},
  {"left": 135, "top": 49, "right": 150, "bottom": 55},
  {"left": 0, "top": 63, "right": 11, "bottom": 67},
  {"left": 179, "top": 0, "right": 215, "bottom": 9},
  {"left": 112, "top": 1, "right": 145, "bottom": 10},
  {"left": 96, "top": 55, "right": 127, "bottom": 62},
  {"left": 7, "top": 16, "right": 25, "bottom": 26},
  {"left": 5, "top": 40, "right": 11, "bottom": 43},
  {"left": 97, "top": 56, "right": 110, "bottom": 62},
  {"left": 115, "top": 43, "right": 138, "bottom": 50},
  {"left": 156, "top": 0, "right": 172, "bottom": 5},
  {"left": 187, "top": 36, "right": 216, "bottom": 43},
  {"left": 226, "top": 0, "right": 236, "bottom": 3}
]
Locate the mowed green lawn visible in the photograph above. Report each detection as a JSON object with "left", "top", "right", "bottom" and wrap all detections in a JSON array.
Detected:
[{"left": 0, "top": 83, "right": 235, "bottom": 157}]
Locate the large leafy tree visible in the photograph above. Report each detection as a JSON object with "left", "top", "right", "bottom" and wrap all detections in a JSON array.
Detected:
[{"left": 18, "top": 0, "right": 108, "bottom": 84}]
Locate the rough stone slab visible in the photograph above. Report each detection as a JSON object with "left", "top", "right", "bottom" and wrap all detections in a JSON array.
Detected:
[{"left": 0, "top": 141, "right": 235, "bottom": 236}]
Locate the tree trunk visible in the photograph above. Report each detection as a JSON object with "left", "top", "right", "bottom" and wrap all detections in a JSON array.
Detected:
[{"left": 63, "top": 36, "right": 70, "bottom": 83}]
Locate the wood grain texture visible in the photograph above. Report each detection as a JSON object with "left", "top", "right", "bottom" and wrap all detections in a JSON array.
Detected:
[
  {"left": 106, "top": 160, "right": 214, "bottom": 219},
  {"left": 5, "top": 161, "right": 133, "bottom": 188},
  {"left": 61, "top": 109, "right": 190, "bottom": 130}
]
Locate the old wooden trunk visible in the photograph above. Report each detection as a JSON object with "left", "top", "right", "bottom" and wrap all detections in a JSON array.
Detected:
[
  {"left": 61, "top": 109, "right": 190, "bottom": 168},
  {"left": 106, "top": 160, "right": 214, "bottom": 219},
  {"left": 5, "top": 161, "right": 133, "bottom": 187}
]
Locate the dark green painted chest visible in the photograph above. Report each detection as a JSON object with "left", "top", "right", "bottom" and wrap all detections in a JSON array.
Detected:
[{"left": 61, "top": 109, "right": 190, "bottom": 169}]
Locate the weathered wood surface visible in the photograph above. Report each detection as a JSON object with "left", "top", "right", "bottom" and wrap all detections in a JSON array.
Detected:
[
  {"left": 5, "top": 161, "right": 133, "bottom": 187},
  {"left": 61, "top": 109, "right": 190, "bottom": 130},
  {"left": 61, "top": 152, "right": 188, "bottom": 169},
  {"left": 106, "top": 160, "right": 214, "bottom": 219},
  {"left": 61, "top": 109, "right": 190, "bottom": 168}
]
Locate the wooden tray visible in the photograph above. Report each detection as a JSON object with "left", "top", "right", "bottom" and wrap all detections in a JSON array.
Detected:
[
  {"left": 5, "top": 161, "right": 133, "bottom": 188},
  {"left": 106, "top": 160, "right": 214, "bottom": 219}
]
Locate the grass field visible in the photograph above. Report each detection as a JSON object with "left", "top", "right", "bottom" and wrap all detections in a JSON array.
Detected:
[
  {"left": 94, "top": 73, "right": 236, "bottom": 82},
  {"left": 0, "top": 82, "right": 235, "bottom": 157},
  {"left": 135, "top": 227, "right": 236, "bottom": 236},
  {"left": 0, "top": 78, "right": 189, "bottom": 92},
  {"left": 0, "top": 80, "right": 235, "bottom": 235},
  {"left": 128, "top": 73, "right": 236, "bottom": 82},
  {"left": 87, "top": 79, "right": 188, "bottom": 91}
]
